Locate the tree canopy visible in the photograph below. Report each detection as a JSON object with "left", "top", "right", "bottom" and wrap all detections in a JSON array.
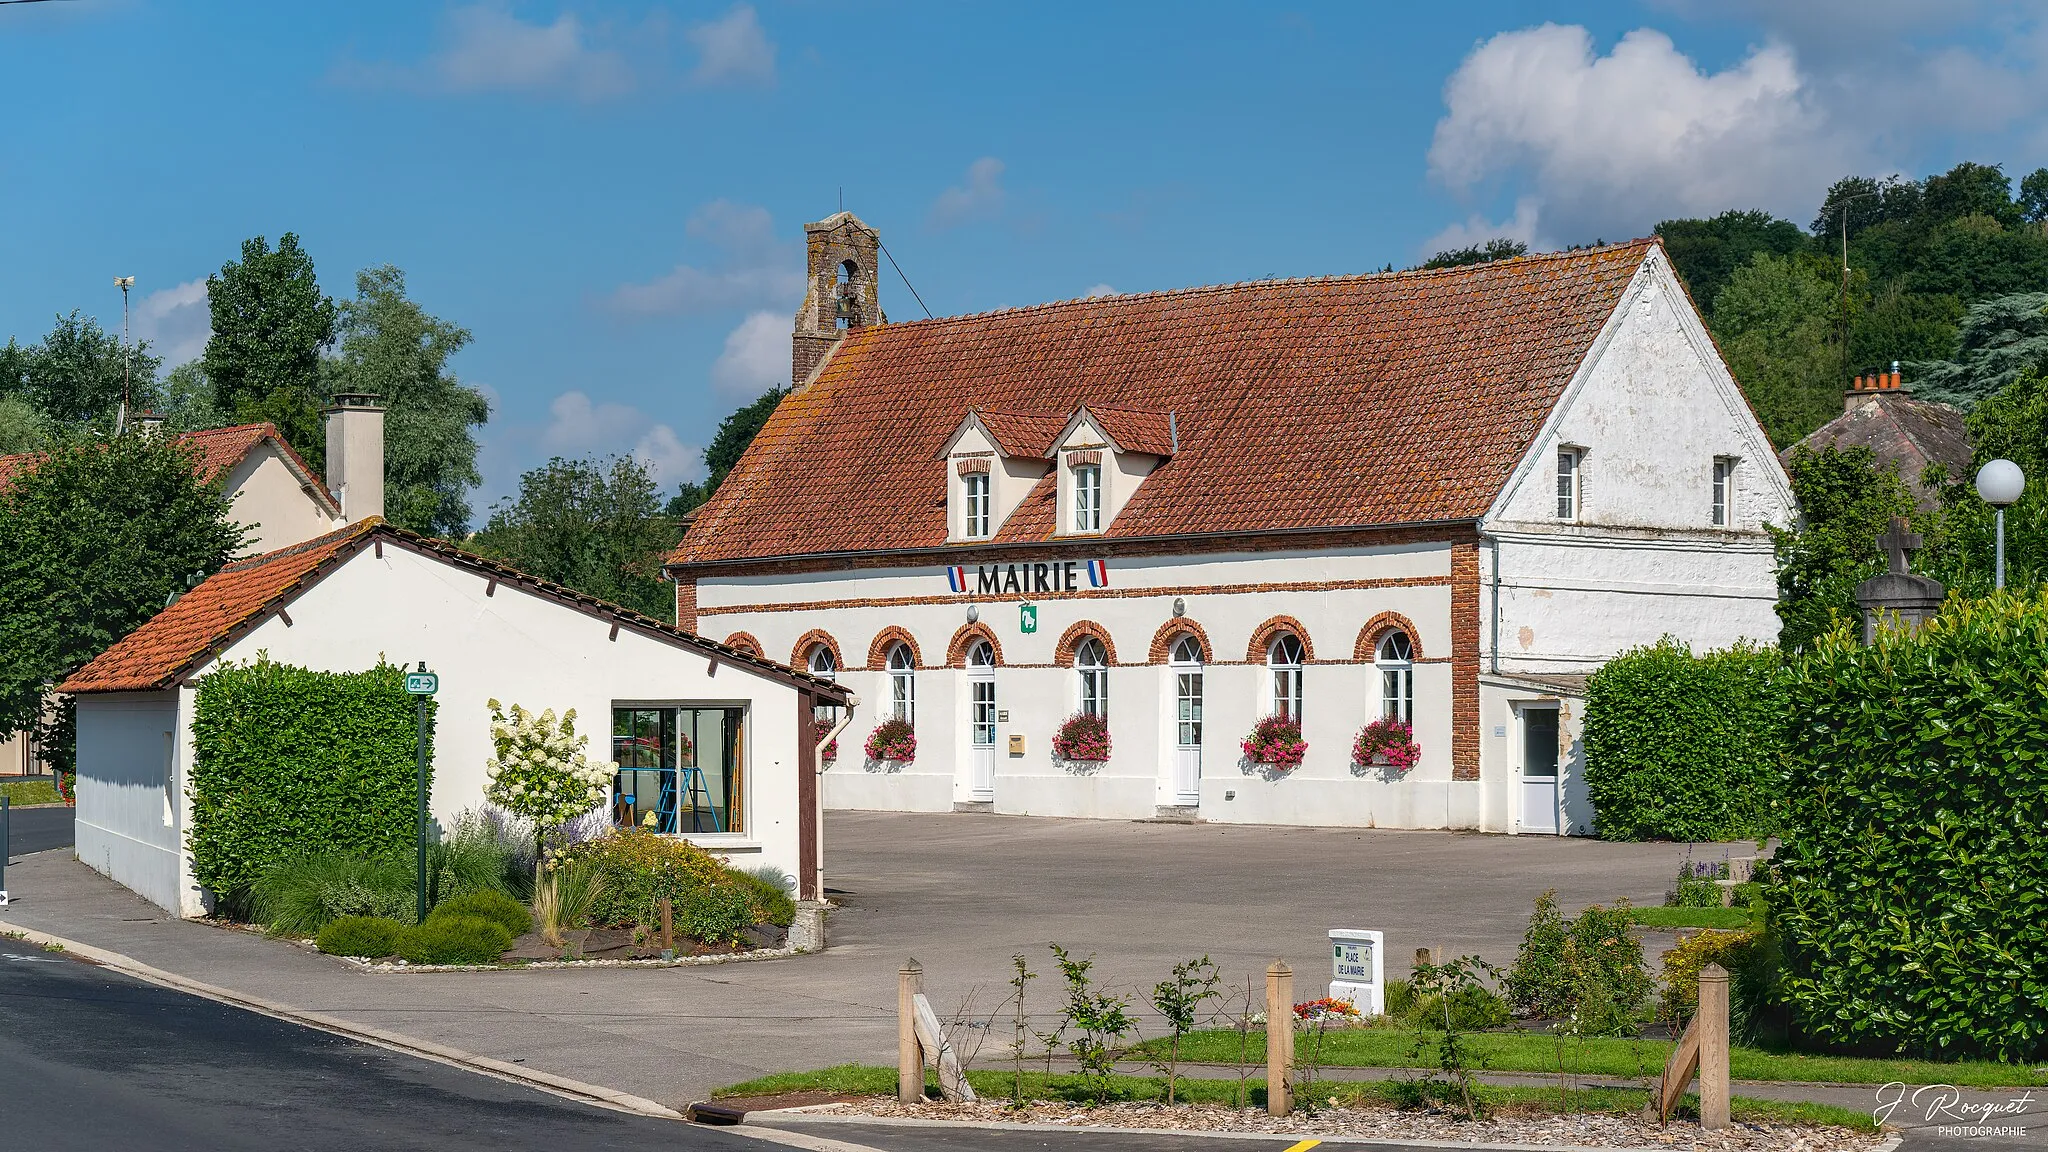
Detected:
[
  {"left": 1418, "top": 237, "right": 1528, "bottom": 270},
  {"left": 668, "top": 386, "right": 788, "bottom": 515},
  {"left": 1655, "top": 209, "right": 1806, "bottom": 317},
  {"left": 0, "top": 312, "right": 163, "bottom": 430},
  {"left": 1910, "top": 293, "right": 2048, "bottom": 409},
  {"left": 1768, "top": 444, "right": 1918, "bottom": 652},
  {"left": 469, "top": 454, "right": 681, "bottom": 620},
  {"left": 203, "top": 233, "right": 338, "bottom": 471}
]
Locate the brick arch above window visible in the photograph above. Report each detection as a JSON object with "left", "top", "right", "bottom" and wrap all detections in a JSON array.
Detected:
[
  {"left": 866, "top": 626, "right": 924, "bottom": 671},
  {"left": 1054, "top": 621, "right": 1119, "bottom": 667},
  {"left": 723, "top": 631, "right": 764, "bottom": 658},
  {"left": 1149, "top": 618, "right": 1213, "bottom": 664},
  {"left": 1245, "top": 616, "right": 1314, "bottom": 664},
  {"left": 791, "top": 629, "right": 845, "bottom": 671},
  {"left": 1356, "top": 612, "right": 1424, "bottom": 662},
  {"left": 945, "top": 622, "right": 1004, "bottom": 668}
]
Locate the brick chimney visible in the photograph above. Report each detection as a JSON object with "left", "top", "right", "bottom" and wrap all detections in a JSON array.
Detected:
[
  {"left": 323, "top": 393, "right": 385, "bottom": 523},
  {"left": 1845, "top": 362, "right": 1905, "bottom": 415},
  {"left": 792, "top": 212, "right": 882, "bottom": 387}
]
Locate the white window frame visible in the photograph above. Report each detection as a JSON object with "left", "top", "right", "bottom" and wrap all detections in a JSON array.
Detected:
[
  {"left": 1375, "top": 631, "right": 1413, "bottom": 723},
  {"left": 1169, "top": 636, "right": 1203, "bottom": 749},
  {"left": 887, "top": 643, "right": 916, "bottom": 724},
  {"left": 964, "top": 471, "right": 991, "bottom": 539},
  {"left": 1556, "top": 447, "right": 1581, "bottom": 521},
  {"left": 1073, "top": 463, "right": 1102, "bottom": 533},
  {"left": 1075, "top": 637, "right": 1109, "bottom": 718},
  {"left": 1267, "top": 633, "right": 1304, "bottom": 720},
  {"left": 1712, "top": 456, "right": 1735, "bottom": 527},
  {"left": 808, "top": 645, "right": 838, "bottom": 724}
]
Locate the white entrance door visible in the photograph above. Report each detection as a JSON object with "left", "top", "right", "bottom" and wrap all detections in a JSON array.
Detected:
[
  {"left": 968, "top": 642, "right": 996, "bottom": 802},
  {"left": 1169, "top": 637, "right": 1203, "bottom": 805},
  {"left": 1520, "top": 705, "right": 1560, "bottom": 834}
]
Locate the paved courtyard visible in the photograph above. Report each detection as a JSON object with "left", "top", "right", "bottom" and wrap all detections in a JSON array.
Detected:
[{"left": 4, "top": 811, "right": 1722, "bottom": 1108}]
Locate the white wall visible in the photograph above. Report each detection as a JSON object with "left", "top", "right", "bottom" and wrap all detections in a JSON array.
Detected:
[
  {"left": 193, "top": 544, "right": 811, "bottom": 893},
  {"left": 1476, "top": 679, "right": 1590, "bottom": 836},
  {"left": 73, "top": 691, "right": 183, "bottom": 912},
  {"left": 705, "top": 541, "right": 1469, "bottom": 829},
  {"left": 223, "top": 445, "right": 341, "bottom": 554}
]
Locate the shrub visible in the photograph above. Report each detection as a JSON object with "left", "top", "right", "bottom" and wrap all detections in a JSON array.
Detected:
[
  {"left": 1504, "top": 890, "right": 1654, "bottom": 1034},
  {"left": 1051, "top": 711, "right": 1112, "bottom": 762},
  {"left": 1407, "top": 983, "right": 1511, "bottom": 1031},
  {"left": 428, "top": 809, "right": 531, "bottom": 905},
  {"left": 682, "top": 882, "right": 760, "bottom": 946},
  {"left": 397, "top": 915, "right": 512, "bottom": 965},
  {"left": 1672, "top": 858, "right": 1726, "bottom": 908},
  {"left": 734, "top": 867, "right": 797, "bottom": 928},
  {"left": 189, "top": 658, "right": 430, "bottom": 900},
  {"left": 1504, "top": 890, "right": 1573, "bottom": 1018},
  {"left": 483, "top": 700, "right": 614, "bottom": 855},
  {"left": 533, "top": 858, "right": 606, "bottom": 945},
  {"left": 1582, "top": 637, "right": 1782, "bottom": 841},
  {"left": 250, "top": 853, "right": 415, "bottom": 936},
  {"left": 316, "top": 916, "right": 406, "bottom": 958},
  {"left": 545, "top": 828, "right": 752, "bottom": 932},
  {"left": 1382, "top": 978, "right": 1415, "bottom": 1018},
  {"left": 1657, "top": 928, "right": 1759, "bottom": 1023},
  {"left": 863, "top": 716, "right": 915, "bottom": 762},
  {"left": 1351, "top": 717, "right": 1420, "bottom": 770},
  {"left": 428, "top": 889, "right": 531, "bottom": 938},
  {"left": 1240, "top": 714, "right": 1306, "bottom": 767},
  {"left": 1772, "top": 595, "right": 2048, "bottom": 1061}
]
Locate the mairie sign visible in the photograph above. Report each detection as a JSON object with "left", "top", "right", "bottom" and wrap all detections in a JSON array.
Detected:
[{"left": 947, "top": 560, "right": 1108, "bottom": 595}]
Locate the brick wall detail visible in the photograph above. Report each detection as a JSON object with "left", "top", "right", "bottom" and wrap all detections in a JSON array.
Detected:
[{"left": 1450, "top": 541, "right": 1480, "bottom": 781}]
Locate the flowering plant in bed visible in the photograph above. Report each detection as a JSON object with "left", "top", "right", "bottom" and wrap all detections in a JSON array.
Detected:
[
  {"left": 484, "top": 700, "right": 616, "bottom": 860},
  {"left": 1352, "top": 716, "right": 1420, "bottom": 770},
  {"left": 1241, "top": 713, "right": 1307, "bottom": 768},
  {"left": 1050, "top": 711, "right": 1112, "bottom": 763},
  {"left": 863, "top": 716, "right": 916, "bottom": 762}
]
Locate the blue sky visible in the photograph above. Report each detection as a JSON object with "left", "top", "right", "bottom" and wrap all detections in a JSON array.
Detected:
[{"left": 2, "top": 1, "right": 2043, "bottom": 514}]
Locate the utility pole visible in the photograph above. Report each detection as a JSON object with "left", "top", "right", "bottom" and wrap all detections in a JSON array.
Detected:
[
  {"left": 1828, "top": 189, "right": 1880, "bottom": 373},
  {"left": 114, "top": 276, "right": 135, "bottom": 434}
]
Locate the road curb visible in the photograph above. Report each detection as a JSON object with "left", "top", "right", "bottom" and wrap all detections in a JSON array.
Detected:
[{"left": 0, "top": 918, "right": 682, "bottom": 1121}]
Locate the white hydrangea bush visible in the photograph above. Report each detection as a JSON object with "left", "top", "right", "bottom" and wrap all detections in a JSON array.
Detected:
[{"left": 483, "top": 699, "right": 616, "bottom": 838}]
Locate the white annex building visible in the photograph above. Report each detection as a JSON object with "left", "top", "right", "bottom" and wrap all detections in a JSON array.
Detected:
[
  {"left": 666, "top": 214, "right": 1794, "bottom": 836},
  {"left": 62, "top": 519, "right": 847, "bottom": 916}
]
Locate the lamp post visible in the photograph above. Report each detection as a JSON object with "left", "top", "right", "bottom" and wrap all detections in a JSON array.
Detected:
[{"left": 1975, "top": 459, "right": 2025, "bottom": 590}]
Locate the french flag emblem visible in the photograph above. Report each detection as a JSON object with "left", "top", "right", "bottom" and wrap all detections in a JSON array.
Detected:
[
  {"left": 946, "top": 565, "right": 967, "bottom": 593},
  {"left": 1086, "top": 559, "right": 1109, "bottom": 587}
]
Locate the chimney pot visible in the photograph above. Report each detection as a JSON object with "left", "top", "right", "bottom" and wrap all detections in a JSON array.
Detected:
[{"left": 323, "top": 393, "right": 385, "bottom": 523}]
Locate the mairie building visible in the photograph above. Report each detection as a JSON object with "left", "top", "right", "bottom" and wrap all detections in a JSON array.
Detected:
[{"left": 665, "top": 212, "right": 1793, "bottom": 835}]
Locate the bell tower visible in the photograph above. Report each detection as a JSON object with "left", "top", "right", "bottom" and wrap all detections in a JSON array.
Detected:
[{"left": 792, "top": 211, "right": 883, "bottom": 386}]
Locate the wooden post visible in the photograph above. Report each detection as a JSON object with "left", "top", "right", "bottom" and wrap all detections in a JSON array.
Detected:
[
  {"left": 899, "top": 959, "right": 925, "bottom": 1103},
  {"left": 1265, "top": 960, "right": 1293, "bottom": 1117},
  {"left": 658, "top": 898, "right": 675, "bottom": 954},
  {"left": 1698, "top": 962, "right": 1730, "bottom": 1130}
]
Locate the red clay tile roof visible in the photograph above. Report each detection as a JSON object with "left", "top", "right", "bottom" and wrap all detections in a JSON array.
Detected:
[
  {"left": 59, "top": 519, "right": 846, "bottom": 699},
  {"left": 972, "top": 409, "right": 1070, "bottom": 459},
  {"left": 672, "top": 240, "right": 1657, "bottom": 565},
  {"left": 0, "top": 423, "right": 337, "bottom": 515},
  {"left": 1084, "top": 406, "right": 1176, "bottom": 456},
  {"left": 1786, "top": 392, "right": 1974, "bottom": 511}
]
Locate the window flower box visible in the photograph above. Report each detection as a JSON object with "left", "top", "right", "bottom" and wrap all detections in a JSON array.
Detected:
[
  {"left": 863, "top": 717, "right": 915, "bottom": 765},
  {"left": 812, "top": 718, "right": 839, "bottom": 764},
  {"left": 1050, "top": 711, "right": 1112, "bottom": 766},
  {"left": 1352, "top": 717, "right": 1420, "bottom": 771},
  {"left": 1241, "top": 714, "right": 1307, "bottom": 769}
]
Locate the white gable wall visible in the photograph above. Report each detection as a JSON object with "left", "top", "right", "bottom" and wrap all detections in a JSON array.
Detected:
[{"left": 223, "top": 445, "right": 342, "bottom": 554}]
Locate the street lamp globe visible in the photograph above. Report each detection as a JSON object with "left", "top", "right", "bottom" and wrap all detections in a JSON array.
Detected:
[{"left": 1977, "top": 459, "right": 2025, "bottom": 507}]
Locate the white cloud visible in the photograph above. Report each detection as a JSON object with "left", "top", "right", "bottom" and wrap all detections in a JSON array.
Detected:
[
  {"left": 133, "top": 278, "right": 210, "bottom": 369},
  {"left": 1427, "top": 24, "right": 1858, "bottom": 245},
  {"left": 540, "top": 390, "right": 703, "bottom": 489},
  {"left": 1083, "top": 283, "right": 1117, "bottom": 298},
  {"left": 606, "top": 201, "right": 803, "bottom": 317},
  {"left": 688, "top": 4, "right": 775, "bottom": 87},
  {"left": 1421, "top": 197, "right": 1540, "bottom": 260},
  {"left": 336, "top": 3, "right": 632, "bottom": 101},
  {"left": 710, "top": 310, "right": 788, "bottom": 396},
  {"left": 928, "top": 157, "right": 1007, "bottom": 229}
]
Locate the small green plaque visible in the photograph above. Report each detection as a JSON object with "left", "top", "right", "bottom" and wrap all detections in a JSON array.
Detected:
[
  {"left": 1019, "top": 604, "right": 1038, "bottom": 635},
  {"left": 404, "top": 671, "right": 439, "bottom": 695}
]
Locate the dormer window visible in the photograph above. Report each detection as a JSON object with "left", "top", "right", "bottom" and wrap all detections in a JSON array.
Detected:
[
  {"left": 1073, "top": 460, "right": 1102, "bottom": 532},
  {"left": 964, "top": 471, "right": 991, "bottom": 538}
]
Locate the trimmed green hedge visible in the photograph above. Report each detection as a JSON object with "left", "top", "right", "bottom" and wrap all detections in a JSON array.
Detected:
[
  {"left": 1583, "top": 638, "right": 1782, "bottom": 841},
  {"left": 1773, "top": 595, "right": 2048, "bottom": 1061},
  {"left": 190, "top": 659, "right": 433, "bottom": 899}
]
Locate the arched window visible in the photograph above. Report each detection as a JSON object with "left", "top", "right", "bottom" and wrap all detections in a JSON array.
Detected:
[
  {"left": 1267, "top": 633, "right": 1304, "bottom": 719},
  {"left": 1075, "top": 638, "right": 1109, "bottom": 718},
  {"left": 1376, "top": 631, "right": 1413, "bottom": 722},
  {"left": 968, "top": 640, "right": 995, "bottom": 669},
  {"left": 1169, "top": 636, "right": 1203, "bottom": 750},
  {"left": 887, "top": 642, "right": 916, "bottom": 723},
  {"left": 809, "top": 645, "right": 838, "bottom": 724}
]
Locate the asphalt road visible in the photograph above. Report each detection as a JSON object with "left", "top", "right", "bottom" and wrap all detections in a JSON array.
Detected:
[
  {"left": 0, "top": 935, "right": 770, "bottom": 1152},
  {"left": 4, "top": 803, "right": 74, "bottom": 857}
]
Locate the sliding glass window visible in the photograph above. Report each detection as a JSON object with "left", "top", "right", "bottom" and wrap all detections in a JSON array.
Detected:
[{"left": 610, "top": 705, "right": 747, "bottom": 834}]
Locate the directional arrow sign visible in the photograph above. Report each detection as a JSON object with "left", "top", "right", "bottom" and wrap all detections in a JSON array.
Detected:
[{"left": 404, "top": 671, "right": 439, "bottom": 695}]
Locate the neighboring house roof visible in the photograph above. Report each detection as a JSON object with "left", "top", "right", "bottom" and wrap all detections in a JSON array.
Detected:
[
  {"left": 1785, "top": 392, "right": 1973, "bottom": 509},
  {"left": 671, "top": 239, "right": 1656, "bottom": 565},
  {"left": 0, "top": 423, "right": 339, "bottom": 517},
  {"left": 59, "top": 518, "right": 849, "bottom": 700}
]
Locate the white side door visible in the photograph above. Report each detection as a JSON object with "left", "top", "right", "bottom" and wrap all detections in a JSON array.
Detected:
[
  {"left": 1519, "top": 704, "right": 1560, "bottom": 834},
  {"left": 1169, "top": 640, "right": 1203, "bottom": 805},
  {"left": 967, "top": 642, "right": 996, "bottom": 801}
]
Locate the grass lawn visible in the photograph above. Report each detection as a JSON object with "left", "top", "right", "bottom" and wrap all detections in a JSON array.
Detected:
[
  {"left": 712, "top": 1065, "right": 1877, "bottom": 1132},
  {"left": 1134, "top": 1028, "right": 2046, "bottom": 1087},
  {"left": 1632, "top": 905, "right": 1751, "bottom": 930},
  {"left": 0, "top": 779, "right": 60, "bottom": 806}
]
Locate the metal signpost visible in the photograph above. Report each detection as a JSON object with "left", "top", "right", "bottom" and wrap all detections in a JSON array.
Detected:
[
  {"left": 1, "top": 795, "right": 11, "bottom": 907},
  {"left": 405, "top": 662, "right": 439, "bottom": 923}
]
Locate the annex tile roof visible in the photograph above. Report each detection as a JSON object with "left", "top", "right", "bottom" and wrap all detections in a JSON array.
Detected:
[
  {"left": 0, "top": 423, "right": 338, "bottom": 515},
  {"left": 971, "top": 409, "right": 1070, "bottom": 459},
  {"left": 1786, "top": 392, "right": 1973, "bottom": 511},
  {"left": 59, "top": 519, "right": 848, "bottom": 699},
  {"left": 1084, "top": 406, "right": 1177, "bottom": 457},
  {"left": 672, "top": 240, "right": 1657, "bottom": 565}
]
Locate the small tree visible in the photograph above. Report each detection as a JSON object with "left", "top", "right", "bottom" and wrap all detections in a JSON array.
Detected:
[
  {"left": 1149, "top": 955, "right": 1220, "bottom": 1104},
  {"left": 483, "top": 700, "right": 615, "bottom": 867}
]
